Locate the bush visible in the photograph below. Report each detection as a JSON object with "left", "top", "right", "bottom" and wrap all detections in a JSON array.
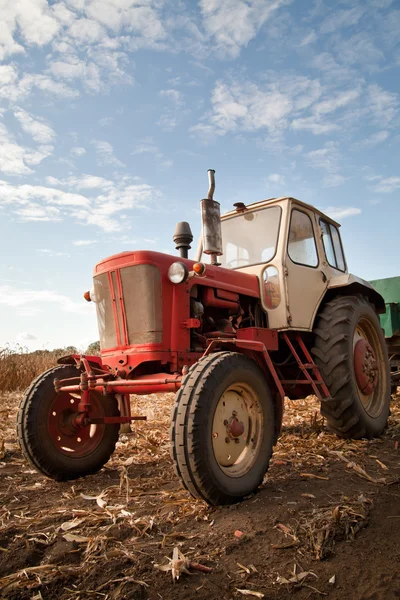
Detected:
[
  {"left": 86, "top": 341, "right": 100, "bottom": 355},
  {"left": 0, "top": 346, "right": 69, "bottom": 392}
]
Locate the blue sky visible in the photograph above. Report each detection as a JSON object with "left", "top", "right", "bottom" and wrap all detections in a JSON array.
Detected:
[{"left": 0, "top": 0, "right": 399, "bottom": 351}]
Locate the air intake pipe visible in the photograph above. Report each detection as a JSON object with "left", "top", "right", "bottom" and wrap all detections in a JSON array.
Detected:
[
  {"left": 173, "top": 221, "right": 193, "bottom": 259},
  {"left": 198, "top": 169, "right": 223, "bottom": 265}
]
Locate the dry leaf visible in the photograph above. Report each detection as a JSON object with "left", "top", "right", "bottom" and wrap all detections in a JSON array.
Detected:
[
  {"left": 301, "top": 493, "right": 316, "bottom": 499},
  {"left": 63, "top": 533, "right": 91, "bottom": 543},
  {"left": 300, "top": 473, "right": 329, "bottom": 480},
  {"left": 60, "top": 518, "right": 85, "bottom": 531},
  {"left": 347, "top": 462, "right": 386, "bottom": 484},
  {"left": 155, "top": 547, "right": 191, "bottom": 582},
  {"left": 80, "top": 492, "right": 108, "bottom": 509},
  {"left": 236, "top": 589, "right": 264, "bottom": 598},
  {"left": 329, "top": 575, "right": 336, "bottom": 584},
  {"left": 237, "top": 563, "right": 251, "bottom": 574},
  {"left": 375, "top": 459, "right": 388, "bottom": 471}
]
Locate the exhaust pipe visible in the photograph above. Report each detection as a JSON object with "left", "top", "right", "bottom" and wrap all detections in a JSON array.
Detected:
[{"left": 199, "top": 169, "right": 223, "bottom": 265}]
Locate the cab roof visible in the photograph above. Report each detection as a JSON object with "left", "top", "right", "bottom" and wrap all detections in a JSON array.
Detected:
[{"left": 221, "top": 196, "right": 341, "bottom": 228}]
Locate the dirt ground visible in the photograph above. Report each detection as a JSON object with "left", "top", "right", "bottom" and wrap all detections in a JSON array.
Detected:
[{"left": 0, "top": 391, "right": 399, "bottom": 600}]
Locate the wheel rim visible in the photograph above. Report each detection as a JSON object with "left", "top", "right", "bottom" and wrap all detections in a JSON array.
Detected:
[
  {"left": 212, "top": 382, "right": 263, "bottom": 478},
  {"left": 47, "top": 392, "right": 106, "bottom": 457},
  {"left": 353, "top": 318, "right": 385, "bottom": 417}
]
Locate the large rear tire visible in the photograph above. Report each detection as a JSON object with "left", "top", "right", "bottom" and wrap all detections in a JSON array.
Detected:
[
  {"left": 170, "top": 352, "right": 275, "bottom": 505},
  {"left": 17, "top": 365, "right": 120, "bottom": 480},
  {"left": 312, "top": 295, "right": 390, "bottom": 439}
]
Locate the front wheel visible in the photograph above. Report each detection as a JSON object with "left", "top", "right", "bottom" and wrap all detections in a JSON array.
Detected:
[
  {"left": 170, "top": 352, "right": 275, "bottom": 505},
  {"left": 17, "top": 365, "right": 120, "bottom": 481},
  {"left": 312, "top": 295, "right": 390, "bottom": 439}
]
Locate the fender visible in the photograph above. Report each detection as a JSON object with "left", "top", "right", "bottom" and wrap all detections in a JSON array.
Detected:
[
  {"left": 57, "top": 354, "right": 104, "bottom": 368},
  {"left": 311, "top": 273, "right": 386, "bottom": 328}
]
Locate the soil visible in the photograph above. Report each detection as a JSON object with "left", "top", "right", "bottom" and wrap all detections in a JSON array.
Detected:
[{"left": 0, "top": 391, "right": 399, "bottom": 600}]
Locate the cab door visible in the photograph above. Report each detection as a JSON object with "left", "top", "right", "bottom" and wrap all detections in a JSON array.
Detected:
[{"left": 284, "top": 206, "right": 327, "bottom": 330}]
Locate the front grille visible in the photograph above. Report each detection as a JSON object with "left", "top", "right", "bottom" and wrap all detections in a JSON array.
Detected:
[
  {"left": 120, "top": 264, "right": 162, "bottom": 345},
  {"left": 94, "top": 273, "right": 117, "bottom": 349}
]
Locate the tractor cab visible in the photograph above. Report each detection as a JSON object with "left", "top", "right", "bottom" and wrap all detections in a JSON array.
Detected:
[{"left": 215, "top": 197, "right": 348, "bottom": 330}]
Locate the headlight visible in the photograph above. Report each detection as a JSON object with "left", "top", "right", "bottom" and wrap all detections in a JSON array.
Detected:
[{"left": 168, "top": 262, "right": 189, "bottom": 284}]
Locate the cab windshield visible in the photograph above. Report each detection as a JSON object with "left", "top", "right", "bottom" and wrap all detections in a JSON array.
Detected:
[{"left": 219, "top": 205, "right": 281, "bottom": 269}]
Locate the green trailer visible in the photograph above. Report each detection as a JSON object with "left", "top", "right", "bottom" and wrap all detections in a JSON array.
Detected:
[{"left": 369, "top": 276, "right": 400, "bottom": 390}]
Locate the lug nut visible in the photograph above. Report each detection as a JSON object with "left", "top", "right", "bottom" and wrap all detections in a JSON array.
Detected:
[
  {"left": 225, "top": 437, "right": 230, "bottom": 443},
  {"left": 234, "top": 438, "right": 240, "bottom": 444},
  {"left": 223, "top": 419, "right": 228, "bottom": 426}
]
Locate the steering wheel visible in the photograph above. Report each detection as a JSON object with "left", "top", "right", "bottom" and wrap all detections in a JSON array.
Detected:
[{"left": 225, "top": 258, "right": 249, "bottom": 269}]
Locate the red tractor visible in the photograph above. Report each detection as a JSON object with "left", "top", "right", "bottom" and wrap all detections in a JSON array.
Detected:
[{"left": 17, "top": 171, "right": 391, "bottom": 505}]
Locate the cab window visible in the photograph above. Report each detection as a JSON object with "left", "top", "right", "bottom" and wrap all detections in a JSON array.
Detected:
[
  {"left": 288, "top": 209, "right": 318, "bottom": 267},
  {"left": 320, "top": 219, "right": 346, "bottom": 272}
]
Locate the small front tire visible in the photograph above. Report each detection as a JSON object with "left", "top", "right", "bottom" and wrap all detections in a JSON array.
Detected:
[
  {"left": 17, "top": 365, "right": 120, "bottom": 481},
  {"left": 170, "top": 352, "right": 275, "bottom": 505}
]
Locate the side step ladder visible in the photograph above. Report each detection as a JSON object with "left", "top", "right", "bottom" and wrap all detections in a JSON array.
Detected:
[{"left": 281, "top": 333, "right": 331, "bottom": 401}]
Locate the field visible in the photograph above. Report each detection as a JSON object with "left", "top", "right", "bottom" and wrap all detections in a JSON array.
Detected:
[{"left": 0, "top": 386, "right": 399, "bottom": 600}]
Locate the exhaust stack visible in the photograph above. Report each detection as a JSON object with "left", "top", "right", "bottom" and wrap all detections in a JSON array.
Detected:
[{"left": 200, "top": 169, "right": 223, "bottom": 265}]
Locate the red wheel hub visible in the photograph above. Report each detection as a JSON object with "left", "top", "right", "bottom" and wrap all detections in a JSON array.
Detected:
[
  {"left": 228, "top": 417, "right": 245, "bottom": 438},
  {"left": 354, "top": 339, "right": 378, "bottom": 395},
  {"left": 47, "top": 392, "right": 105, "bottom": 457}
]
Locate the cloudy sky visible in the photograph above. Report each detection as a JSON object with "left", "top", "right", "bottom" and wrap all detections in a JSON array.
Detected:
[{"left": 0, "top": 0, "right": 399, "bottom": 351}]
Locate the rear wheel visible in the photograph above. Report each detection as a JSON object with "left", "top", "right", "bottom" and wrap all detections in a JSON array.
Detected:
[
  {"left": 170, "top": 352, "right": 275, "bottom": 505},
  {"left": 312, "top": 295, "right": 390, "bottom": 439},
  {"left": 17, "top": 365, "right": 119, "bottom": 480}
]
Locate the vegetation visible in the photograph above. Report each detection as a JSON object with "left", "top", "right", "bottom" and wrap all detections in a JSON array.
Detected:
[
  {"left": 0, "top": 342, "right": 101, "bottom": 392},
  {"left": 86, "top": 341, "right": 100, "bottom": 355},
  {"left": 0, "top": 346, "right": 73, "bottom": 392}
]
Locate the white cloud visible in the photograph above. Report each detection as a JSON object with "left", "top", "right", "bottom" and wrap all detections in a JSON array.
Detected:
[
  {"left": 0, "top": 65, "right": 78, "bottom": 102},
  {"left": 306, "top": 142, "right": 340, "bottom": 172},
  {"left": 322, "top": 174, "right": 347, "bottom": 188},
  {"left": 372, "top": 177, "right": 400, "bottom": 193},
  {"left": 93, "top": 140, "right": 125, "bottom": 168},
  {"left": 323, "top": 206, "right": 362, "bottom": 220},
  {"left": 0, "top": 284, "right": 91, "bottom": 315},
  {"left": 299, "top": 31, "right": 317, "bottom": 46},
  {"left": 16, "top": 332, "right": 38, "bottom": 342},
  {"left": 71, "top": 146, "right": 86, "bottom": 156},
  {"left": 267, "top": 173, "right": 285, "bottom": 185},
  {"left": 199, "top": 0, "right": 291, "bottom": 58},
  {"left": 68, "top": 17, "right": 106, "bottom": 43},
  {"left": 14, "top": 108, "right": 56, "bottom": 144},
  {"left": 159, "top": 89, "right": 183, "bottom": 104},
  {"left": 320, "top": 7, "right": 365, "bottom": 34},
  {"left": 0, "top": 176, "right": 161, "bottom": 232},
  {"left": 73, "top": 240, "right": 97, "bottom": 246},
  {"left": 354, "top": 131, "right": 389, "bottom": 148},
  {"left": 0, "top": 122, "right": 52, "bottom": 176},
  {"left": 61, "top": 174, "right": 114, "bottom": 189},
  {"left": 313, "top": 89, "right": 360, "bottom": 115},
  {"left": 367, "top": 84, "right": 398, "bottom": 126},
  {"left": 192, "top": 75, "right": 337, "bottom": 140},
  {"left": 132, "top": 138, "right": 173, "bottom": 167},
  {"left": 291, "top": 117, "right": 339, "bottom": 135},
  {"left": 84, "top": 0, "right": 166, "bottom": 48},
  {"left": 0, "top": 0, "right": 61, "bottom": 60}
]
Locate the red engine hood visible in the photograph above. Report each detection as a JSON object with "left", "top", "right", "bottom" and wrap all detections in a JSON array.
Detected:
[{"left": 94, "top": 250, "right": 260, "bottom": 298}]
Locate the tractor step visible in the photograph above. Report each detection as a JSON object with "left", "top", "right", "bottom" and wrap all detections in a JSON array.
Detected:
[{"left": 282, "top": 332, "right": 331, "bottom": 401}]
